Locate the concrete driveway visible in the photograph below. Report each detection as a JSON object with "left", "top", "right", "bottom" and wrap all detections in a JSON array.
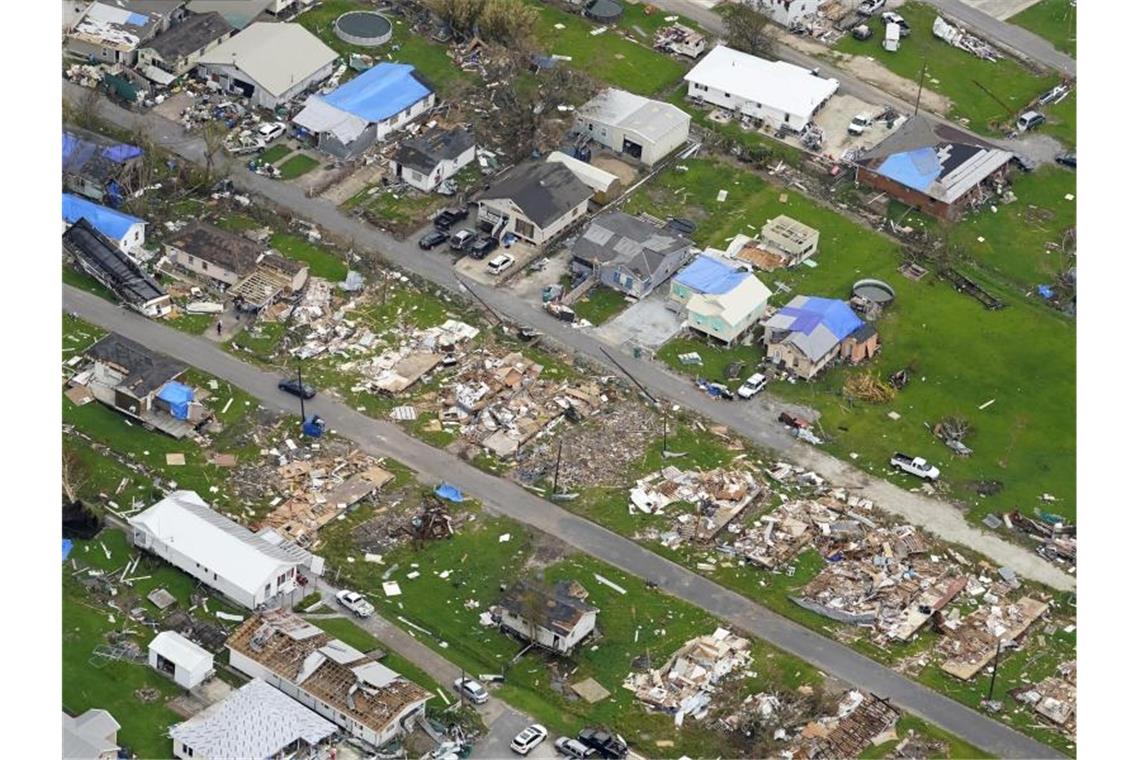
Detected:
[{"left": 592, "top": 290, "right": 686, "bottom": 350}]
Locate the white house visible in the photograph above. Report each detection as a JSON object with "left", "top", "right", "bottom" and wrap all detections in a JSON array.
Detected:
[
  {"left": 197, "top": 22, "right": 337, "bottom": 108},
  {"left": 494, "top": 580, "right": 599, "bottom": 655},
  {"left": 129, "top": 491, "right": 308, "bottom": 610},
  {"left": 683, "top": 45, "right": 838, "bottom": 133},
  {"left": 149, "top": 631, "right": 215, "bottom": 689},
  {"left": 574, "top": 88, "right": 690, "bottom": 166},
  {"left": 63, "top": 193, "right": 146, "bottom": 253},
  {"left": 476, "top": 162, "right": 593, "bottom": 248},
  {"left": 137, "top": 11, "right": 234, "bottom": 77},
  {"left": 754, "top": 0, "right": 821, "bottom": 28},
  {"left": 170, "top": 678, "right": 337, "bottom": 760},
  {"left": 390, "top": 126, "right": 476, "bottom": 192},
  {"left": 670, "top": 254, "right": 772, "bottom": 344}
]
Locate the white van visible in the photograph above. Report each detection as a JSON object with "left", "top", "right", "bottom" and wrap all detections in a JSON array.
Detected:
[
  {"left": 487, "top": 254, "right": 515, "bottom": 275},
  {"left": 883, "top": 23, "right": 900, "bottom": 52},
  {"left": 1016, "top": 111, "right": 1045, "bottom": 131}
]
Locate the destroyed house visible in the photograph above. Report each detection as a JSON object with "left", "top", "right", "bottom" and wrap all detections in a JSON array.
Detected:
[
  {"left": 571, "top": 211, "right": 692, "bottom": 298},
  {"left": 798, "top": 693, "right": 900, "bottom": 759},
  {"left": 390, "top": 126, "right": 476, "bottom": 193},
  {"left": 130, "top": 491, "right": 310, "bottom": 609},
  {"left": 62, "top": 127, "right": 142, "bottom": 204},
  {"left": 654, "top": 23, "right": 707, "bottom": 59},
  {"left": 624, "top": 627, "right": 751, "bottom": 721},
  {"left": 63, "top": 709, "right": 120, "bottom": 760},
  {"left": 166, "top": 220, "right": 263, "bottom": 287},
  {"left": 294, "top": 63, "right": 436, "bottom": 159},
  {"left": 84, "top": 331, "right": 195, "bottom": 431},
  {"left": 63, "top": 219, "right": 171, "bottom": 318},
  {"left": 137, "top": 11, "right": 235, "bottom": 76},
  {"left": 494, "top": 580, "right": 598, "bottom": 655},
  {"left": 573, "top": 88, "right": 691, "bottom": 166},
  {"left": 855, "top": 115, "right": 1016, "bottom": 221},
  {"left": 477, "top": 162, "right": 593, "bottom": 248},
  {"left": 65, "top": 1, "right": 186, "bottom": 66},
  {"left": 63, "top": 192, "right": 146, "bottom": 252},
  {"left": 227, "top": 610, "right": 431, "bottom": 748},
  {"left": 749, "top": 215, "right": 820, "bottom": 270},
  {"left": 762, "top": 296, "right": 877, "bottom": 379},
  {"left": 170, "top": 678, "right": 338, "bottom": 760}
]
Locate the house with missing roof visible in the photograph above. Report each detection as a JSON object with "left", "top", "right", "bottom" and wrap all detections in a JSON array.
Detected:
[
  {"left": 130, "top": 491, "right": 315, "bottom": 609},
  {"left": 670, "top": 255, "right": 773, "bottom": 344},
  {"left": 762, "top": 296, "right": 879, "bottom": 379},
  {"left": 571, "top": 211, "right": 692, "bottom": 298},
  {"left": 197, "top": 22, "right": 337, "bottom": 108},
  {"left": 854, "top": 115, "right": 1016, "bottom": 221},
  {"left": 65, "top": 1, "right": 187, "bottom": 66},
  {"left": 390, "top": 126, "right": 475, "bottom": 192},
  {"left": 63, "top": 127, "right": 143, "bottom": 205},
  {"left": 171, "top": 678, "right": 338, "bottom": 760},
  {"left": 137, "top": 11, "right": 235, "bottom": 77},
  {"left": 63, "top": 222, "right": 172, "bottom": 318},
  {"left": 227, "top": 610, "right": 431, "bottom": 747},
  {"left": 477, "top": 162, "right": 593, "bottom": 248},
  {"left": 63, "top": 709, "right": 120, "bottom": 760},
  {"left": 294, "top": 63, "right": 436, "bottom": 159},
  {"left": 683, "top": 45, "right": 837, "bottom": 133},
  {"left": 573, "top": 88, "right": 691, "bottom": 166},
  {"left": 493, "top": 580, "right": 599, "bottom": 655},
  {"left": 63, "top": 193, "right": 146, "bottom": 252}
]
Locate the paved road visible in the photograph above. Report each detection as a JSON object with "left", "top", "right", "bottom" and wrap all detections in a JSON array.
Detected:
[
  {"left": 65, "top": 84, "right": 1074, "bottom": 592},
  {"left": 925, "top": 0, "right": 1076, "bottom": 77},
  {"left": 63, "top": 285, "right": 1063, "bottom": 759}
]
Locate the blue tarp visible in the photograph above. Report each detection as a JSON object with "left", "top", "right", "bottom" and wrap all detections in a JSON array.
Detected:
[
  {"left": 435, "top": 483, "right": 463, "bottom": 502},
  {"left": 157, "top": 381, "right": 194, "bottom": 420},
  {"left": 673, "top": 255, "right": 750, "bottom": 295},
  {"left": 62, "top": 131, "right": 142, "bottom": 168},
  {"left": 62, "top": 539, "right": 74, "bottom": 563},
  {"left": 1037, "top": 284, "right": 1055, "bottom": 299},
  {"left": 777, "top": 297, "right": 864, "bottom": 342},
  {"left": 303, "top": 415, "right": 326, "bottom": 437},
  {"left": 877, "top": 147, "right": 942, "bottom": 193},
  {"left": 62, "top": 193, "right": 143, "bottom": 242},
  {"left": 323, "top": 63, "right": 434, "bottom": 123}
]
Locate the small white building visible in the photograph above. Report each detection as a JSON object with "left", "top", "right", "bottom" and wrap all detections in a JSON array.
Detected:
[
  {"left": 477, "top": 162, "right": 593, "bottom": 248},
  {"left": 545, "top": 152, "right": 622, "bottom": 203},
  {"left": 390, "top": 126, "right": 476, "bottom": 192},
  {"left": 494, "top": 580, "right": 599, "bottom": 655},
  {"left": 197, "top": 22, "right": 337, "bottom": 108},
  {"left": 683, "top": 45, "right": 838, "bottom": 133},
  {"left": 129, "top": 491, "right": 309, "bottom": 610},
  {"left": 754, "top": 0, "right": 821, "bottom": 29},
  {"left": 574, "top": 88, "right": 690, "bottom": 166},
  {"left": 149, "top": 631, "right": 215, "bottom": 689}
]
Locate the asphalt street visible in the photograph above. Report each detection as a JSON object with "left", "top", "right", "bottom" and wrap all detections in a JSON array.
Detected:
[
  {"left": 63, "top": 83, "right": 1075, "bottom": 592},
  {"left": 925, "top": 0, "right": 1076, "bottom": 77},
  {"left": 63, "top": 285, "right": 1063, "bottom": 759}
]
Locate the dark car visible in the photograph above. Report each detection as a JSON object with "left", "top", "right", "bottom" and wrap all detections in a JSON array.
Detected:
[
  {"left": 418, "top": 229, "right": 449, "bottom": 250},
  {"left": 278, "top": 378, "right": 316, "bottom": 399},
  {"left": 433, "top": 206, "right": 470, "bottom": 230},
  {"left": 577, "top": 729, "right": 626, "bottom": 759},
  {"left": 1055, "top": 153, "right": 1076, "bottom": 169},
  {"left": 469, "top": 235, "right": 499, "bottom": 259}
]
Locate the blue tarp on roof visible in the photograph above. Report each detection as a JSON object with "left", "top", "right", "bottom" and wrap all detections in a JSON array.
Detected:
[
  {"left": 877, "top": 147, "right": 942, "bottom": 193},
  {"left": 435, "top": 483, "right": 463, "bottom": 502},
  {"left": 157, "top": 381, "right": 194, "bottom": 420},
  {"left": 63, "top": 193, "right": 143, "bottom": 242},
  {"left": 62, "top": 539, "right": 74, "bottom": 563},
  {"left": 322, "top": 63, "right": 433, "bottom": 123},
  {"left": 62, "top": 131, "right": 142, "bottom": 167},
  {"left": 674, "top": 255, "right": 750, "bottom": 295},
  {"left": 776, "top": 297, "right": 863, "bottom": 342}
]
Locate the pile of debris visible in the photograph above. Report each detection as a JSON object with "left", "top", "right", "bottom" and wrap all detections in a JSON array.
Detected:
[
  {"left": 843, "top": 372, "right": 896, "bottom": 404},
  {"left": 936, "top": 596, "right": 1050, "bottom": 680},
  {"left": 1010, "top": 661, "right": 1076, "bottom": 735},
  {"left": 653, "top": 23, "right": 707, "bottom": 59},
  {"left": 723, "top": 498, "right": 847, "bottom": 570},
  {"left": 793, "top": 691, "right": 902, "bottom": 759},
  {"left": 624, "top": 627, "right": 752, "bottom": 726},
  {"left": 1007, "top": 509, "right": 1076, "bottom": 566},
  {"left": 629, "top": 465, "right": 764, "bottom": 543},
  {"left": 932, "top": 16, "right": 1002, "bottom": 61}
]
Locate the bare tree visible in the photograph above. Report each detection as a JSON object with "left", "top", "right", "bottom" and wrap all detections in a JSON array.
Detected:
[
  {"left": 427, "top": 0, "right": 486, "bottom": 39},
  {"left": 62, "top": 446, "right": 91, "bottom": 505},
  {"left": 201, "top": 121, "right": 227, "bottom": 183},
  {"left": 719, "top": 3, "right": 774, "bottom": 58},
  {"left": 518, "top": 578, "right": 550, "bottom": 646},
  {"left": 75, "top": 86, "right": 103, "bottom": 130}
]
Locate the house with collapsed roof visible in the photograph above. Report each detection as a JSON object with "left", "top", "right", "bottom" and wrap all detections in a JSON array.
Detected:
[
  {"left": 137, "top": 11, "right": 235, "bottom": 77},
  {"left": 63, "top": 193, "right": 147, "bottom": 253},
  {"left": 63, "top": 220, "right": 172, "bottom": 318},
  {"left": 477, "top": 162, "right": 593, "bottom": 248},
  {"left": 165, "top": 220, "right": 263, "bottom": 286},
  {"left": 670, "top": 255, "right": 772, "bottom": 344},
  {"left": 171, "top": 678, "right": 337, "bottom": 760},
  {"left": 294, "top": 63, "right": 436, "bottom": 159},
  {"left": 855, "top": 115, "right": 1017, "bottom": 221},
  {"left": 762, "top": 296, "right": 878, "bottom": 379},
  {"left": 63, "top": 709, "right": 121, "bottom": 760},
  {"left": 390, "top": 126, "right": 475, "bottom": 192},
  {"left": 63, "top": 127, "right": 143, "bottom": 205},
  {"left": 573, "top": 88, "right": 691, "bottom": 166},
  {"left": 654, "top": 23, "right": 707, "bottom": 59},
  {"left": 570, "top": 211, "right": 692, "bottom": 298},
  {"left": 197, "top": 22, "right": 337, "bottom": 108},
  {"left": 227, "top": 610, "right": 431, "bottom": 747},
  {"left": 493, "top": 580, "right": 599, "bottom": 655},
  {"left": 65, "top": 1, "right": 186, "bottom": 66},
  {"left": 130, "top": 491, "right": 317, "bottom": 609}
]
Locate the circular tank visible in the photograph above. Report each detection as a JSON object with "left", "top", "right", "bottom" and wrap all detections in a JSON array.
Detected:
[
  {"left": 584, "top": 0, "right": 624, "bottom": 23},
  {"left": 852, "top": 278, "right": 897, "bottom": 305},
  {"left": 334, "top": 11, "right": 393, "bottom": 47}
]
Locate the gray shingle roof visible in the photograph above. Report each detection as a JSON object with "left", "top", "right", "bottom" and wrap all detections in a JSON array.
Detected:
[
  {"left": 392, "top": 127, "right": 475, "bottom": 175},
  {"left": 571, "top": 211, "right": 690, "bottom": 280},
  {"left": 144, "top": 11, "right": 233, "bottom": 61},
  {"left": 481, "top": 162, "right": 593, "bottom": 229},
  {"left": 88, "top": 333, "right": 186, "bottom": 397},
  {"left": 169, "top": 220, "right": 262, "bottom": 275}
]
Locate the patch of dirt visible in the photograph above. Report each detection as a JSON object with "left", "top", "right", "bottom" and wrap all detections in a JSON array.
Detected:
[
  {"left": 967, "top": 480, "right": 1004, "bottom": 496},
  {"left": 521, "top": 531, "right": 573, "bottom": 573}
]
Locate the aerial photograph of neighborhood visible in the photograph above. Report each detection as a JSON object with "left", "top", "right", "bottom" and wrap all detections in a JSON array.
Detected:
[{"left": 56, "top": 1, "right": 1085, "bottom": 759}]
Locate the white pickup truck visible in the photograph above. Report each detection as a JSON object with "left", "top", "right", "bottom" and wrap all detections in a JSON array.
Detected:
[
  {"left": 890, "top": 453, "right": 940, "bottom": 481},
  {"left": 336, "top": 589, "right": 375, "bottom": 618}
]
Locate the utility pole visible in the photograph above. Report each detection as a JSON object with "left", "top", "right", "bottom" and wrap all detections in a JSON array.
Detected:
[
  {"left": 552, "top": 440, "right": 563, "bottom": 494},
  {"left": 661, "top": 405, "right": 668, "bottom": 455},
  {"left": 297, "top": 363, "right": 306, "bottom": 421},
  {"left": 987, "top": 639, "right": 1007, "bottom": 703},
  {"left": 913, "top": 59, "right": 928, "bottom": 116}
]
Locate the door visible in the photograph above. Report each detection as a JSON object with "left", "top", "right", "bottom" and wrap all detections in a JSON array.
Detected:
[{"left": 621, "top": 137, "right": 643, "bottom": 160}]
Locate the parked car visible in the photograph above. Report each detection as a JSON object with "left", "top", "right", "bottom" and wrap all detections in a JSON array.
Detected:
[
  {"left": 577, "top": 729, "right": 627, "bottom": 759},
  {"left": 469, "top": 235, "right": 499, "bottom": 259},
  {"left": 487, "top": 253, "right": 516, "bottom": 275},
  {"left": 434, "top": 207, "right": 469, "bottom": 230},
  {"left": 453, "top": 676, "right": 489, "bottom": 704},
  {"left": 335, "top": 589, "right": 374, "bottom": 618},
  {"left": 257, "top": 122, "right": 287, "bottom": 142},
  {"left": 449, "top": 228, "right": 476, "bottom": 251},
  {"left": 847, "top": 113, "right": 873, "bottom": 135},
  {"left": 881, "top": 11, "right": 911, "bottom": 35},
  {"left": 890, "top": 452, "right": 941, "bottom": 481},
  {"left": 511, "top": 724, "right": 549, "bottom": 755},
  {"left": 778, "top": 411, "right": 811, "bottom": 429},
  {"left": 1055, "top": 152, "right": 1076, "bottom": 169},
  {"left": 852, "top": 24, "right": 873, "bottom": 41},
  {"left": 418, "top": 229, "right": 449, "bottom": 250},
  {"left": 554, "top": 737, "right": 594, "bottom": 759},
  {"left": 277, "top": 377, "right": 316, "bottom": 399},
  {"left": 1016, "top": 111, "right": 1046, "bottom": 132},
  {"left": 857, "top": 0, "right": 885, "bottom": 16},
  {"left": 736, "top": 373, "right": 768, "bottom": 399}
]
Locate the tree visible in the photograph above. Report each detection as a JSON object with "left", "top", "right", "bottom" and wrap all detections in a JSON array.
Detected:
[
  {"left": 75, "top": 86, "right": 103, "bottom": 130},
  {"left": 477, "top": 0, "right": 538, "bottom": 46},
  {"left": 518, "top": 578, "right": 551, "bottom": 646},
  {"left": 62, "top": 446, "right": 90, "bottom": 506},
  {"left": 200, "top": 121, "right": 227, "bottom": 183},
  {"left": 427, "top": 0, "right": 486, "bottom": 39},
  {"left": 720, "top": 3, "right": 774, "bottom": 58}
]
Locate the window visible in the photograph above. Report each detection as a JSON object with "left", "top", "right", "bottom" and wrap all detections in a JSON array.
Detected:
[
  {"left": 784, "top": 113, "right": 790, "bottom": 123},
  {"left": 201, "top": 261, "right": 208, "bottom": 270},
  {"left": 183, "top": 744, "right": 194, "bottom": 757}
]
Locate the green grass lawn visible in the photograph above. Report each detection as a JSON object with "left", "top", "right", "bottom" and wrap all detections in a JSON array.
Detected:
[
  {"left": 63, "top": 265, "right": 117, "bottom": 302},
  {"left": 1041, "top": 89, "right": 1076, "bottom": 149},
  {"left": 573, "top": 285, "right": 629, "bottom": 325},
  {"left": 278, "top": 153, "right": 320, "bottom": 180},
  {"left": 344, "top": 163, "right": 482, "bottom": 236},
  {"left": 213, "top": 212, "right": 263, "bottom": 233},
  {"left": 833, "top": 3, "right": 1059, "bottom": 135},
  {"left": 627, "top": 158, "right": 1075, "bottom": 522},
  {"left": 1009, "top": 0, "right": 1077, "bottom": 57},
  {"left": 165, "top": 311, "right": 215, "bottom": 335},
  {"left": 862, "top": 715, "right": 992, "bottom": 759},
  {"left": 257, "top": 143, "right": 294, "bottom": 165},
  {"left": 529, "top": 1, "right": 688, "bottom": 95},
  {"left": 269, "top": 232, "right": 350, "bottom": 281}
]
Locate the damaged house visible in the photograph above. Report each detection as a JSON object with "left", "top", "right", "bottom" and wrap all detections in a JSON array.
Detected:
[
  {"left": 64, "top": 1, "right": 184, "bottom": 66},
  {"left": 854, "top": 115, "right": 1016, "bottom": 222},
  {"left": 792, "top": 691, "right": 901, "bottom": 759},
  {"left": 670, "top": 255, "right": 772, "bottom": 344},
  {"left": 937, "top": 596, "right": 1049, "bottom": 680},
  {"left": 493, "top": 580, "right": 599, "bottom": 655},
  {"left": 63, "top": 127, "right": 143, "bottom": 205},
  {"left": 63, "top": 192, "right": 147, "bottom": 253},
  {"left": 762, "top": 296, "right": 878, "bottom": 380},
  {"left": 476, "top": 162, "right": 593, "bottom": 248},
  {"left": 165, "top": 220, "right": 263, "bottom": 287},
  {"left": 570, "top": 211, "right": 693, "bottom": 299},
  {"left": 63, "top": 220, "right": 171, "bottom": 318},
  {"left": 137, "top": 10, "right": 235, "bottom": 77},
  {"left": 654, "top": 23, "right": 707, "bottom": 59},
  {"left": 390, "top": 126, "right": 476, "bottom": 193},
  {"left": 630, "top": 465, "right": 763, "bottom": 542},
  {"left": 736, "top": 215, "right": 820, "bottom": 271},
  {"left": 227, "top": 610, "right": 432, "bottom": 747},
  {"left": 1011, "top": 661, "right": 1075, "bottom": 733}
]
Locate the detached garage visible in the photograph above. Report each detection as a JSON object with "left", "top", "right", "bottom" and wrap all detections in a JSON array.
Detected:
[
  {"left": 149, "top": 631, "right": 214, "bottom": 689},
  {"left": 574, "top": 88, "right": 690, "bottom": 166}
]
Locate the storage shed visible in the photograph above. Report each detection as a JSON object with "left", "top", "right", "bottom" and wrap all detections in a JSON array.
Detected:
[{"left": 149, "top": 631, "right": 215, "bottom": 689}]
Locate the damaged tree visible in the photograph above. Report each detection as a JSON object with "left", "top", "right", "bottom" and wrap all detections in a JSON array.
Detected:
[
  {"left": 427, "top": 0, "right": 538, "bottom": 46},
  {"left": 719, "top": 3, "right": 774, "bottom": 58}
]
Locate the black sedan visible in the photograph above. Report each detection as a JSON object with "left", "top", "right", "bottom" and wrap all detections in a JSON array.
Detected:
[
  {"left": 418, "top": 229, "right": 449, "bottom": 250},
  {"left": 1055, "top": 153, "right": 1076, "bottom": 169},
  {"left": 278, "top": 378, "right": 316, "bottom": 399},
  {"left": 469, "top": 235, "right": 499, "bottom": 259}
]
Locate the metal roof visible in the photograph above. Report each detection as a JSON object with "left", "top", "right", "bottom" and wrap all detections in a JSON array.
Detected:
[
  {"left": 683, "top": 45, "right": 838, "bottom": 121},
  {"left": 198, "top": 22, "right": 337, "bottom": 98},
  {"left": 322, "top": 63, "right": 434, "bottom": 122},
  {"left": 63, "top": 710, "right": 120, "bottom": 760},
  {"left": 577, "top": 88, "right": 690, "bottom": 144},
  {"left": 149, "top": 630, "right": 213, "bottom": 670}
]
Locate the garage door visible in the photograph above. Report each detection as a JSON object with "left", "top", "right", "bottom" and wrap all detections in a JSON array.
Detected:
[{"left": 621, "top": 137, "right": 643, "bottom": 160}]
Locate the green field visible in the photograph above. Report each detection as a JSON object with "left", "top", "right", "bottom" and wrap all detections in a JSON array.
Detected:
[
  {"left": 257, "top": 143, "right": 293, "bottom": 165},
  {"left": 833, "top": 3, "right": 1059, "bottom": 135},
  {"left": 1010, "top": 0, "right": 1077, "bottom": 57},
  {"left": 269, "top": 232, "right": 350, "bottom": 281},
  {"left": 626, "top": 158, "right": 1075, "bottom": 522},
  {"left": 1041, "top": 89, "right": 1076, "bottom": 148},
  {"left": 573, "top": 285, "right": 629, "bottom": 325},
  {"left": 278, "top": 153, "right": 320, "bottom": 180},
  {"left": 63, "top": 265, "right": 117, "bottom": 301}
]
